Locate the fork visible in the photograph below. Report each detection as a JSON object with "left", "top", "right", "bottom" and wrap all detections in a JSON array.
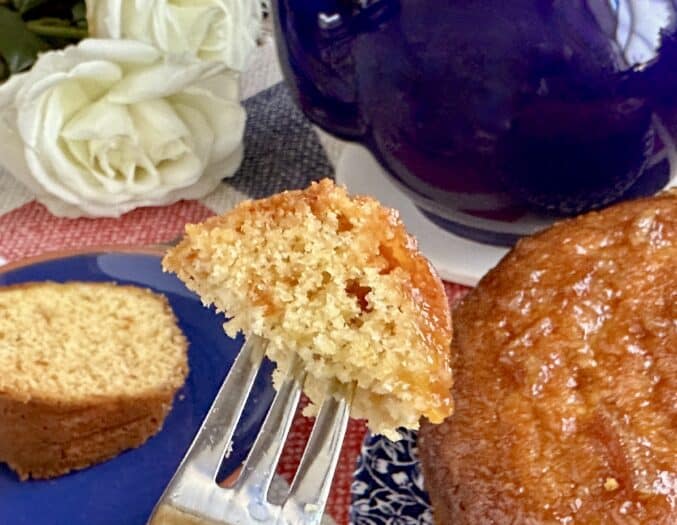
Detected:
[{"left": 147, "top": 334, "right": 355, "bottom": 525}]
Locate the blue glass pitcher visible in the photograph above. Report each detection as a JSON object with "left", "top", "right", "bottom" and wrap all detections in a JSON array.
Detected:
[{"left": 272, "top": 0, "right": 677, "bottom": 244}]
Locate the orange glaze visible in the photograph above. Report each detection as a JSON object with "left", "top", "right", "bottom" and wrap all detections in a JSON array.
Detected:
[{"left": 419, "top": 192, "right": 676, "bottom": 524}]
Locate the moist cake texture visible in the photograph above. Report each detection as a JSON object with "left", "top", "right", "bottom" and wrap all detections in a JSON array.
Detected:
[{"left": 163, "top": 179, "right": 454, "bottom": 438}]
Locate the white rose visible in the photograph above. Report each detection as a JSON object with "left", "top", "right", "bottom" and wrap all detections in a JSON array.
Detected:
[
  {"left": 87, "top": 0, "right": 261, "bottom": 72},
  {"left": 0, "top": 39, "right": 246, "bottom": 218}
]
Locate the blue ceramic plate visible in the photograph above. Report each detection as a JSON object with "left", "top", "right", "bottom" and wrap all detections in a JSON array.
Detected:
[
  {"left": 0, "top": 247, "right": 276, "bottom": 525},
  {"left": 351, "top": 430, "right": 433, "bottom": 525}
]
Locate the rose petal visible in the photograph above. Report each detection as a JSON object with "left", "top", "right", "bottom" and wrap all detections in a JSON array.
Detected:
[
  {"left": 158, "top": 143, "right": 243, "bottom": 202},
  {"left": 17, "top": 61, "right": 121, "bottom": 148},
  {"left": 199, "top": 141, "right": 244, "bottom": 182},
  {"left": 0, "top": 122, "right": 46, "bottom": 198},
  {"left": 171, "top": 87, "right": 245, "bottom": 164},
  {"left": 27, "top": 48, "right": 83, "bottom": 78},
  {"left": 190, "top": 68, "right": 240, "bottom": 105},
  {"left": 127, "top": 99, "right": 191, "bottom": 157},
  {"left": 106, "top": 58, "right": 226, "bottom": 104},
  {"left": 16, "top": 73, "right": 69, "bottom": 146},
  {"left": 36, "top": 88, "right": 143, "bottom": 204},
  {"left": 77, "top": 38, "right": 160, "bottom": 67},
  {"left": 66, "top": 60, "right": 122, "bottom": 99},
  {"left": 171, "top": 102, "right": 213, "bottom": 169},
  {"left": 38, "top": 87, "right": 111, "bottom": 201},
  {"left": 155, "top": 151, "right": 203, "bottom": 189},
  {"left": 161, "top": 4, "right": 218, "bottom": 54},
  {"left": 0, "top": 73, "right": 26, "bottom": 110},
  {"left": 30, "top": 145, "right": 242, "bottom": 218},
  {"left": 62, "top": 99, "right": 136, "bottom": 141},
  {"left": 120, "top": 0, "right": 154, "bottom": 39},
  {"left": 195, "top": 0, "right": 261, "bottom": 69},
  {"left": 24, "top": 148, "right": 83, "bottom": 206},
  {"left": 87, "top": 0, "right": 122, "bottom": 37}
]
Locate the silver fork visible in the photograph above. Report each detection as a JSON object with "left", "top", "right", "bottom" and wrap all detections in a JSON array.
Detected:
[{"left": 147, "top": 334, "right": 355, "bottom": 525}]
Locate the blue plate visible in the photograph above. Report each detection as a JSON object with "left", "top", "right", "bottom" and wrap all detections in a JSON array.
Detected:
[
  {"left": 0, "top": 248, "right": 276, "bottom": 525},
  {"left": 351, "top": 430, "right": 433, "bottom": 525}
]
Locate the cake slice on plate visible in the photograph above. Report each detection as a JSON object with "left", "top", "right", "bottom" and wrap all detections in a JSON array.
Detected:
[{"left": 0, "top": 282, "right": 188, "bottom": 480}]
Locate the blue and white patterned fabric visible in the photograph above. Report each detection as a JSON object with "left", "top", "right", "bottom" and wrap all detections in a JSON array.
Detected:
[{"left": 350, "top": 430, "right": 432, "bottom": 525}]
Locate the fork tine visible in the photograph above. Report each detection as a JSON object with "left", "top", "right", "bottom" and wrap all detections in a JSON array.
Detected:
[
  {"left": 232, "top": 355, "right": 306, "bottom": 509},
  {"left": 150, "top": 338, "right": 355, "bottom": 525},
  {"left": 173, "top": 334, "right": 268, "bottom": 481},
  {"left": 279, "top": 382, "right": 356, "bottom": 525}
]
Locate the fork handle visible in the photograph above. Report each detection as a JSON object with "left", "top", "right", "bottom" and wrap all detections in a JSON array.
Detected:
[{"left": 149, "top": 503, "right": 224, "bottom": 525}]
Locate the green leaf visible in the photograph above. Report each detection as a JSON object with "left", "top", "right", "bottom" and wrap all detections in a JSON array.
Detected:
[
  {"left": 71, "top": 0, "right": 85, "bottom": 23},
  {"left": 12, "top": 0, "right": 49, "bottom": 15},
  {"left": 0, "top": 6, "right": 48, "bottom": 74},
  {"left": 31, "top": 16, "right": 71, "bottom": 26},
  {"left": 27, "top": 18, "right": 87, "bottom": 39}
]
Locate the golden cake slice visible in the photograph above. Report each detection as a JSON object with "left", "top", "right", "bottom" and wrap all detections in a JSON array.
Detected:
[
  {"left": 0, "top": 281, "right": 188, "bottom": 480},
  {"left": 163, "top": 179, "right": 453, "bottom": 439}
]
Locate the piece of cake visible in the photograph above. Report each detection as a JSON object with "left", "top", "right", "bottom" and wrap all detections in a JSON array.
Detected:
[
  {"left": 163, "top": 179, "right": 453, "bottom": 439},
  {"left": 0, "top": 281, "right": 189, "bottom": 480},
  {"left": 419, "top": 191, "right": 676, "bottom": 523}
]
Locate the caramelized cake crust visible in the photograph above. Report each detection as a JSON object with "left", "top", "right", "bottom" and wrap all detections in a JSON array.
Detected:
[{"left": 419, "top": 192, "right": 677, "bottom": 524}]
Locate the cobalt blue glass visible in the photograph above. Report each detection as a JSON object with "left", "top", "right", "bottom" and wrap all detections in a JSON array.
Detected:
[{"left": 272, "top": 0, "right": 677, "bottom": 244}]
